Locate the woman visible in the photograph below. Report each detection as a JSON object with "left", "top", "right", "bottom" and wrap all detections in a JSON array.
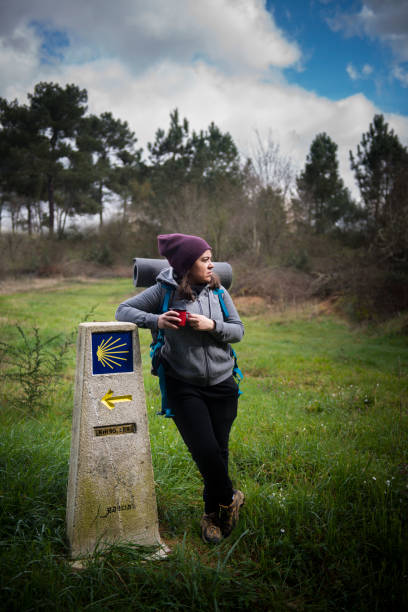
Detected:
[{"left": 115, "top": 233, "right": 244, "bottom": 544}]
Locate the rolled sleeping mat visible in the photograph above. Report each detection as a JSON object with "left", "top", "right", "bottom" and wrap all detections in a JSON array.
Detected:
[{"left": 133, "top": 258, "right": 233, "bottom": 290}]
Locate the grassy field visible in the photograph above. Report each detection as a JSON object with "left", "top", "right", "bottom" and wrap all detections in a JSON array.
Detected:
[{"left": 0, "top": 278, "right": 407, "bottom": 611}]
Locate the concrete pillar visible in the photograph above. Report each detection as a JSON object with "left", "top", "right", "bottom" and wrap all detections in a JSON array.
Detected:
[{"left": 66, "top": 321, "right": 166, "bottom": 559}]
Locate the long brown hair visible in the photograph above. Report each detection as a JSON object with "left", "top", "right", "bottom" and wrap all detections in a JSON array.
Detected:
[{"left": 178, "top": 272, "right": 221, "bottom": 301}]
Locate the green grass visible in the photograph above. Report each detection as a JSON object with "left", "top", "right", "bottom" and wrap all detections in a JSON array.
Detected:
[{"left": 0, "top": 278, "right": 407, "bottom": 611}]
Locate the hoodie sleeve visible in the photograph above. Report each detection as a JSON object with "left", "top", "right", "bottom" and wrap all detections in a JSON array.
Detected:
[
  {"left": 209, "top": 289, "right": 244, "bottom": 344},
  {"left": 115, "top": 284, "right": 163, "bottom": 330}
]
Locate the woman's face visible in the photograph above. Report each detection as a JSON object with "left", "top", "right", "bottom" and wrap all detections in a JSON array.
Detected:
[{"left": 189, "top": 249, "right": 214, "bottom": 284}]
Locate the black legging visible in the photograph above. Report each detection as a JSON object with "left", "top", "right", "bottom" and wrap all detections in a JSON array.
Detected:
[{"left": 166, "top": 374, "right": 238, "bottom": 513}]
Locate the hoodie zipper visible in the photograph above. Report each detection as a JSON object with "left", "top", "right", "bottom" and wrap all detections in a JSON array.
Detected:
[{"left": 198, "top": 294, "right": 210, "bottom": 384}]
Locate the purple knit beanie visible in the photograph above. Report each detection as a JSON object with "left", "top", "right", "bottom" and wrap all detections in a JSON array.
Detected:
[{"left": 157, "top": 233, "right": 211, "bottom": 277}]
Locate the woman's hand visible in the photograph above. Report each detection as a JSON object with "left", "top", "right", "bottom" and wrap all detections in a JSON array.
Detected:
[
  {"left": 188, "top": 313, "right": 215, "bottom": 331},
  {"left": 158, "top": 310, "right": 182, "bottom": 329}
]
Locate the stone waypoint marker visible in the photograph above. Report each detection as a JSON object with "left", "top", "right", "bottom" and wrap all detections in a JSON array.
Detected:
[{"left": 66, "top": 321, "right": 166, "bottom": 560}]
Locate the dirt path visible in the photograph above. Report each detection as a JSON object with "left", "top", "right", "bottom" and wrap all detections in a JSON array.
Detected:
[{"left": 0, "top": 276, "right": 98, "bottom": 295}]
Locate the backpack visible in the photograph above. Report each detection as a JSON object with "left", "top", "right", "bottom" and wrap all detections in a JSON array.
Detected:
[{"left": 150, "top": 283, "right": 243, "bottom": 417}]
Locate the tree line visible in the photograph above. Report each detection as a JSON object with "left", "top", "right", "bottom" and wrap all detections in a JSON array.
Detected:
[{"left": 1, "top": 81, "right": 407, "bottom": 265}]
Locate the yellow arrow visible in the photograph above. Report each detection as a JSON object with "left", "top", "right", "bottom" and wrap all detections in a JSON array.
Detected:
[{"left": 101, "top": 389, "right": 132, "bottom": 410}]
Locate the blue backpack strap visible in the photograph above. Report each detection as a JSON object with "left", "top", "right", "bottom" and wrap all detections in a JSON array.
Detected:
[
  {"left": 213, "top": 288, "right": 229, "bottom": 318},
  {"left": 161, "top": 283, "right": 172, "bottom": 312},
  {"left": 150, "top": 283, "right": 174, "bottom": 417},
  {"left": 213, "top": 289, "right": 243, "bottom": 396}
]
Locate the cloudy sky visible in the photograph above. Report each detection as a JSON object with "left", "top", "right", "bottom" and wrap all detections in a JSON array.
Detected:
[{"left": 1, "top": 0, "right": 407, "bottom": 197}]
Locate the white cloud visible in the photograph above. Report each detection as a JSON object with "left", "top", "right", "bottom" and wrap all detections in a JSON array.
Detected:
[
  {"left": 0, "top": 24, "right": 42, "bottom": 101},
  {"left": 0, "top": 0, "right": 407, "bottom": 204},
  {"left": 0, "top": 0, "right": 301, "bottom": 74},
  {"left": 329, "top": 0, "right": 408, "bottom": 62},
  {"left": 346, "top": 63, "right": 359, "bottom": 81},
  {"left": 393, "top": 66, "right": 408, "bottom": 88},
  {"left": 346, "top": 62, "right": 374, "bottom": 81}
]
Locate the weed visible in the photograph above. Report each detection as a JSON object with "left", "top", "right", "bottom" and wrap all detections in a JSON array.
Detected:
[
  {"left": 0, "top": 325, "right": 74, "bottom": 414},
  {"left": 0, "top": 279, "right": 407, "bottom": 611}
]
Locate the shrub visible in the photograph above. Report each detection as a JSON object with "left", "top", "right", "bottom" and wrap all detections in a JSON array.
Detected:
[{"left": 0, "top": 325, "right": 74, "bottom": 414}]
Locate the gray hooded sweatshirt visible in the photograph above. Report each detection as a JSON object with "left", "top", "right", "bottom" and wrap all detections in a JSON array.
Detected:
[{"left": 115, "top": 267, "right": 244, "bottom": 387}]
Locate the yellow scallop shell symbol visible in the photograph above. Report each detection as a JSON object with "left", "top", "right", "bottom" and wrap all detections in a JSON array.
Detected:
[{"left": 96, "top": 336, "right": 129, "bottom": 369}]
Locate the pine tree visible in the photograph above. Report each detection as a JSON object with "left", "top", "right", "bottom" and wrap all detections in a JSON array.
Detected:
[
  {"left": 296, "top": 133, "right": 354, "bottom": 234},
  {"left": 350, "top": 114, "right": 408, "bottom": 261},
  {"left": 28, "top": 82, "right": 88, "bottom": 234},
  {"left": 78, "top": 112, "right": 141, "bottom": 226}
]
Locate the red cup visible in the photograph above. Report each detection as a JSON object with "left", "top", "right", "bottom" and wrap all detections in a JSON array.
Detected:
[{"left": 174, "top": 309, "right": 189, "bottom": 327}]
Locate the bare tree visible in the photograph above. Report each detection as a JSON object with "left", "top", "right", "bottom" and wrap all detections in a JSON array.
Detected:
[
  {"left": 252, "top": 130, "right": 295, "bottom": 198},
  {"left": 244, "top": 131, "right": 296, "bottom": 257}
]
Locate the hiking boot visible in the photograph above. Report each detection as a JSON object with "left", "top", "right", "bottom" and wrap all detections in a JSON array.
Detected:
[
  {"left": 219, "top": 489, "right": 245, "bottom": 537},
  {"left": 200, "top": 512, "right": 223, "bottom": 544}
]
